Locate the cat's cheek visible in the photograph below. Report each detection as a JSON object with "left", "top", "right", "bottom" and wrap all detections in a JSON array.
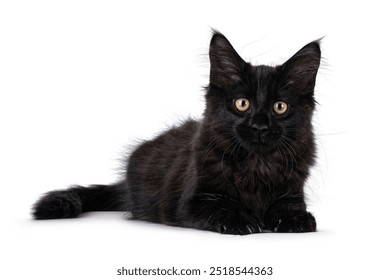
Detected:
[{"left": 235, "top": 124, "right": 254, "bottom": 142}]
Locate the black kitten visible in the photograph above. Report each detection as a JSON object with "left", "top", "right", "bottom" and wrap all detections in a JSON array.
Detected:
[{"left": 33, "top": 31, "right": 321, "bottom": 235}]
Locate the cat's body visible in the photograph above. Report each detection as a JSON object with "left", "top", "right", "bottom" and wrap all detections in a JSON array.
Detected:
[{"left": 33, "top": 31, "right": 321, "bottom": 234}]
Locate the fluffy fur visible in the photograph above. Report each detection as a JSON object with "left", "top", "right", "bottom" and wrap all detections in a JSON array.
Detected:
[{"left": 33, "top": 31, "right": 321, "bottom": 235}]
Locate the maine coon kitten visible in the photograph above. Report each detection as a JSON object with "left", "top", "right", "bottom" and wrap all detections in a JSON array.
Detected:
[{"left": 33, "top": 31, "right": 321, "bottom": 235}]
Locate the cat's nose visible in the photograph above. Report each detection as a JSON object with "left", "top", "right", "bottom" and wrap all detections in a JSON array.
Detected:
[{"left": 250, "top": 123, "right": 269, "bottom": 134}]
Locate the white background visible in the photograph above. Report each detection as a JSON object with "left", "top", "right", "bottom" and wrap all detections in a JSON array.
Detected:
[{"left": 1, "top": 1, "right": 389, "bottom": 279}]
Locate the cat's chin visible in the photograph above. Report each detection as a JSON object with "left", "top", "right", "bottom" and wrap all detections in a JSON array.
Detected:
[{"left": 240, "top": 140, "right": 276, "bottom": 155}]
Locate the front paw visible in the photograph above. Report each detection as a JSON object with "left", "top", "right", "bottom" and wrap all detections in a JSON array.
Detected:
[
  {"left": 274, "top": 212, "right": 316, "bottom": 233},
  {"left": 187, "top": 193, "right": 262, "bottom": 235},
  {"left": 205, "top": 211, "right": 263, "bottom": 235}
]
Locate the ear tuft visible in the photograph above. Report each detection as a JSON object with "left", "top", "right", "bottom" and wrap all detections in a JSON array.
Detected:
[{"left": 209, "top": 30, "right": 245, "bottom": 87}]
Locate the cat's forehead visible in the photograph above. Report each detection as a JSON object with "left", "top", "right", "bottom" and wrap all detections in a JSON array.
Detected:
[
  {"left": 249, "top": 65, "right": 279, "bottom": 101},
  {"left": 251, "top": 65, "right": 277, "bottom": 85}
]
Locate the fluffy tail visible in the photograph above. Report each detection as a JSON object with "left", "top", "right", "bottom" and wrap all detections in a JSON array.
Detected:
[{"left": 32, "top": 181, "right": 129, "bottom": 219}]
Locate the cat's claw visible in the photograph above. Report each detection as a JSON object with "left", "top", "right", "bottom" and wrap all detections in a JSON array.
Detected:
[
  {"left": 217, "top": 223, "right": 263, "bottom": 235},
  {"left": 219, "top": 225, "right": 227, "bottom": 233},
  {"left": 274, "top": 219, "right": 282, "bottom": 232}
]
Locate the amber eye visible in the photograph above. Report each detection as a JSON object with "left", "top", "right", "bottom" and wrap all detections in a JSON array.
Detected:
[
  {"left": 273, "top": 101, "right": 288, "bottom": 115},
  {"left": 234, "top": 98, "right": 250, "bottom": 112}
]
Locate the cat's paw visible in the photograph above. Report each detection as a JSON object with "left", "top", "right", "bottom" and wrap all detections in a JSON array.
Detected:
[
  {"left": 33, "top": 190, "right": 82, "bottom": 219},
  {"left": 217, "top": 222, "right": 263, "bottom": 235},
  {"left": 205, "top": 211, "right": 263, "bottom": 235},
  {"left": 274, "top": 212, "right": 316, "bottom": 233},
  {"left": 188, "top": 193, "right": 262, "bottom": 235}
]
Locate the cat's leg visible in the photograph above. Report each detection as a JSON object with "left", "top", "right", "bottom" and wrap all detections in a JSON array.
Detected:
[
  {"left": 182, "top": 193, "right": 262, "bottom": 235},
  {"left": 263, "top": 194, "right": 316, "bottom": 233}
]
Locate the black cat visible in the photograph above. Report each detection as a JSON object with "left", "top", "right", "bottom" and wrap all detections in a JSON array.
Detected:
[{"left": 33, "top": 31, "right": 321, "bottom": 235}]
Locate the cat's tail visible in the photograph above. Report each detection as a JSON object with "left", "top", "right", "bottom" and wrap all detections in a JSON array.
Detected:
[{"left": 32, "top": 181, "right": 129, "bottom": 219}]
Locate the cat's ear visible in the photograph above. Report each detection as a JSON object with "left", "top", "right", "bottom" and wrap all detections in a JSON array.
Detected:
[
  {"left": 209, "top": 30, "right": 245, "bottom": 87},
  {"left": 281, "top": 40, "right": 321, "bottom": 94}
]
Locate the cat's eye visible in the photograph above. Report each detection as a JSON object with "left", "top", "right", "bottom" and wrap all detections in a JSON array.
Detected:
[
  {"left": 234, "top": 98, "right": 250, "bottom": 112},
  {"left": 273, "top": 101, "right": 288, "bottom": 115}
]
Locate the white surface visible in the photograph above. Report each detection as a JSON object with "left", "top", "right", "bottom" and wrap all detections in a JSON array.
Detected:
[{"left": 1, "top": 1, "right": 389, "bottom": 279}]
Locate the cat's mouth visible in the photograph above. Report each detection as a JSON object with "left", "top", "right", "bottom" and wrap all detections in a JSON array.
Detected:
[
  {"left": 246, "top": 139, "right": 276, "bottom": 154},
  {"left": 236, "top": 128, "right": 277, "bottom": 154}
]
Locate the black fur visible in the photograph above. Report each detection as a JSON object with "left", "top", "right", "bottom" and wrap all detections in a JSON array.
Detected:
[{"left": 33, "top": 31, "right": 321, "bottom": 234}]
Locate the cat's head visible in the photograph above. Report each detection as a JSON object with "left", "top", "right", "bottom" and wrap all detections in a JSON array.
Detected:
[{"left": 205, "top": 31, "right": 321, "bottom": 154}]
